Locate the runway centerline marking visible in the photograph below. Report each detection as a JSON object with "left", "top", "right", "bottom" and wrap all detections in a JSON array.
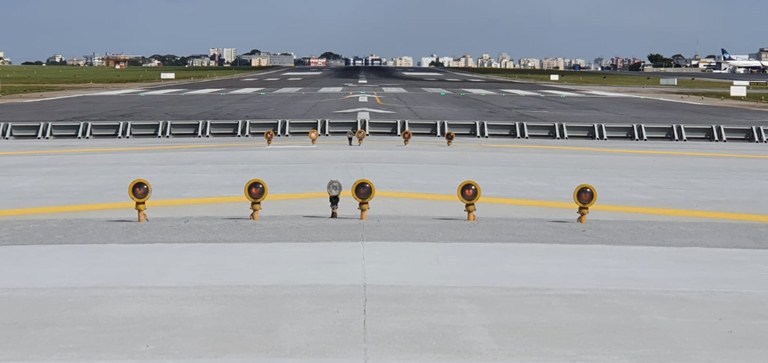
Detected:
[{"left": 3, "top": 191, "right": 768, "bottom": 223}]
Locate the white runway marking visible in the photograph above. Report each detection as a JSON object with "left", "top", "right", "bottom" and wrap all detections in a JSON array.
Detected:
[
  {"left": 501, "top": 89, "right": 542, "bottom": 96},
  {"left": 467, "top": 79, "right": 485, "bottom": 82},
  {"left": 91, "top": 89, "right": 143, "bottom": 96},
  {"left": 241, "top": 78, "right": 258, "bottom": 81},
  {"left": 358, "top": 79, "right": 368, "bottom": 84},
  {"left": 359, "top": 96, "right": 369, "bottom": 102},
  {"left": 264, "top": 78, "right": 280, "bottom": 81},
  {"left": 462, "top": 89, "right": 497, "bottom": 95},
  {"left": 318, "top": 87, "right": 343, "bottom": 93},
  {"left": 281, "top": 72, "right": 322, "bottom": 76},
  {"left": 402, "top": 72, "right": 444, "bottom": 76},
  {"left": 228, "top": 88, "right": 265, "bottom": 94},
  {"left": 140, "top": 89, "right": 186, "bottom": 95},
  {"left": 423, "top": 88, "right": 452, "bottom": 94},
  {"left": 287, "top": 78, "right": 302, "bottom": 81},
  {"left": 540, "top": 90, "right": 583, "bottom": 97},
  {"left": 382, "top": 87, "right": 408, "bottom": 93},
  {"left": 273, "top": 87, "right": 303, "bottom": 93},
  {"left": 183, "top": 88, "right": 224, "bottom": 95},
  {"left": 582, "top": 90, "right": 630, "bottom": 97}
]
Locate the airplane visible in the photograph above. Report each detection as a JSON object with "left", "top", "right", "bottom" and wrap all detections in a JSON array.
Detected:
[{"left": 721, "top": 48, "right": 768, "bottom": 71}]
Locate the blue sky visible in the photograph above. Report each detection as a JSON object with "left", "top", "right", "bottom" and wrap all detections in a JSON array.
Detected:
[{"left": 2, "top": 0, "right": 766, "bottom": 62}]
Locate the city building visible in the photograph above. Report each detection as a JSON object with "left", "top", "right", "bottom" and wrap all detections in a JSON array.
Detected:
[
  {"left": 499, "top": 53, "right": 515, "bottom": 69},
  {"left": 142, "top": 58, "right": 163, "bottom": 67},
  {"left": 392, "top": 56, "right": 413, "bottom": 67},
  {"left": 46, "top": 54, "right": 65, "bottom": 64},
  {"left": 187, "top": 55, "right": 217, "bottom": 67},
  {"left": 541, "top": 57, "right": 565, "bottom": 70},
  {"left": 269, "top": 52, "right": 295, "bottom": 66},
  {"left": 85, "top": 53, "right": 105, "bottom": 67},
  {"left": 241, "top": 53, "right": 270, "bottom": 66},
  {"left": 66, "top": 57, "right": 86, "bottom": 66},
  {"left": 300, "top": 56, "right": 327, "bottom": 67},
  {"left": 420, "top": 55, "right": 437, "bottom": 67},
  {"left": 518, "top": 58, "right": 540, "bottom": 69},
  {"left": 452, "top": 54, "right": 475, "bottom": 68},
  {"left": 222, "top": 48, "right": 237, "bottom": 64},
  {"left": 104, "top": 53, "right": 131, "bottom": 68},
  {"left": 477, "top": 54, "right": 500, "bottom": 68}
]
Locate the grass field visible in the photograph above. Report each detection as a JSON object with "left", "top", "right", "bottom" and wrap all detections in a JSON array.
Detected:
[{"left": 0, "top": 65, "right": 270, "bottom": 96}]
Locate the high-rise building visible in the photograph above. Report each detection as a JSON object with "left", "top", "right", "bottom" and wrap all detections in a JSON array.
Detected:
[{"left": 222, "top": 48, "right": 237, "bottom": 64}]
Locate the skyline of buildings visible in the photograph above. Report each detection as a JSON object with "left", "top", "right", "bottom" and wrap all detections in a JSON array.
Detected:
[{"left": 2, "top": 46, "right": 767, "bottom": 72}]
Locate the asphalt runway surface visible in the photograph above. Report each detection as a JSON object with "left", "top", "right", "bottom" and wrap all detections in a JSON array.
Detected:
[
  {"left": 2, "top": 71, "right": 768, "bottom": 361},
  {"left": 0, "top": 66, "right": 766, "bottom": 125}
]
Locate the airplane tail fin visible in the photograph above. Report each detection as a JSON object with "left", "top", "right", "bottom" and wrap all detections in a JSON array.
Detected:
[{"left": 721, "top": 48, "right": 735, "bottom": 61}]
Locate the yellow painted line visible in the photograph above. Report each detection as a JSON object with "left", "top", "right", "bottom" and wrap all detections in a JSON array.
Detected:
[
  {"left": 482, "top": 143, "right": 768, "bottom": 159},
  {"left": 0, "top": 141, "right": 316, "bottom": 156},
  {"left": 374, "top": 95, "right": 384, "bottom": 105},
  {"left": 2, "top": 190, "right": 767, "bottom": 223}
]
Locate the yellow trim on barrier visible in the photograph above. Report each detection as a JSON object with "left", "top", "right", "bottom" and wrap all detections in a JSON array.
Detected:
[
  {"left": 2, "top": 190, "right": 768, "bottom": 223},
  {"left": 482, "top": 144, "right": 768, "bottom": 159}
]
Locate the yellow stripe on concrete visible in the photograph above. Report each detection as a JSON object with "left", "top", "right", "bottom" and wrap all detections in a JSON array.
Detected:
[
  {"left": 2, "top": 190, "right": 767, "bottom": 223},
  {"left": 0, "top": 141, "right": 320, "bottom": 157},
  {"left": 482, "top": 144, "right": 768, "bottom": 159}
]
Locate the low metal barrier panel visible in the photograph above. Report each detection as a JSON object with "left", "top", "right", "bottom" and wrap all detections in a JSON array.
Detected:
[
  {"left": 601, "top": 124, "right": 639, "bottom": 141},
  {"left": 166, "top": 121, "right": 204, "bottom": 138},
  {"left": 4, "top": 122, "right": 46, "bottom": 139},
  {"left": 523, "top": 122, "right": 560, "bottom": 139},
  {"left": 640, "top": 124, "right": 678, "bottom": 141},
  {"left": 244, "top": 120, "right": 282, "bottom": 137},
  {"left": 46, "top": 122, "right": 85, "bottom": 139},
  {"left": 403, "top": 120, "right": 440, "bottom": 136},
  {"left": 325, "top": 120, "right": 360, "bottom": 136},
  {"left": 679, "top": 125, "right": 718, "bottom": 142},
  {"left": 483, "top": 122, "right": 521, "bottom": 138},
  {"left": 561, "top": 123, "right": 599, "bottom": 140},
  {"left": 206, "top": 120, "right": 243, "bottom": 137},
  {"left": 126, "top": 121, "right": 164, "bottom": 138},
  {"left": 444, "top": 121, "right": 481, "bottom": 137},
  {"left": 365, "top": 120, "right": 400, "bottom": 135},
  {"left": 285, "top": 119, "right": 322, "bottom": 136},
  {"left": 86, "top": 122, "right": 124, "bottom": 139}
]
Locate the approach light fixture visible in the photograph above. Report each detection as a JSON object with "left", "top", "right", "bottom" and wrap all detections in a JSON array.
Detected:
[
  {"left": 356, "top": 128, "right": 366, "bottom": 146},
  {"left": 244, "top": 178, "right": 269, "bottom": 221},
  {"left": 573, "top": 184, "right": 597, "bottom": 224},
  {"left": 264, "top": 130, "right": 275, "bottom": 146},
  {"left": 351, "top": 178, "right": 375, "bottom": 220},
  {"left": 128, "top": 178, "right": 152, "bottom": 223},
  {"left": 457, "top": 180, "right": 481, "bottom": 221},
  {"left": 402, "top": 130, "right": 412, "bottom": 146},
  {"left": 327, "top": 180, "right": 343, "bottom": 218},
  {"left": 309, "top": 128, "right": 319, "bottom": 145},
  {"left": 445, "top": 131, "right": 456, "bottom": 146}
]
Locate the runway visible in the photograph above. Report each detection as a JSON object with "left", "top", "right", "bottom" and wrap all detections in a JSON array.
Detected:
[{"left": 1, "top": 67, "right": 766, "bottom": 125}]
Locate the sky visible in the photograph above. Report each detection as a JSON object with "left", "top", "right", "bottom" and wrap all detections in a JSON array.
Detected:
[{"left": 2, "top": 0, "right": 767, "bottom": 63}]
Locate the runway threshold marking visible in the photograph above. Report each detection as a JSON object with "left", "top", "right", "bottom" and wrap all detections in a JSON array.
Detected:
[{"left": 2, "top": 191, "right": 768, "bottom": 223}]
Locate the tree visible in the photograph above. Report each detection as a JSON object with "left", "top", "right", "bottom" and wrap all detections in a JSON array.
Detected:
[
  {"left": 628, "top": 62, "right": 644, "bottom": 72},
  {"left": 647, "top": 53, "right": 674, "bottom": 68},
  {"left": 244, "top": 49, "right": 261, "bottom": 56},
  {"left": 319, "top": 51, "right": 342, "bottom": 60},
  {"left": 428, "top": 60, "right": 444, "bottom": 67},
  {"left": 22, "top": 61, "right": 44, "bottom": 65}
]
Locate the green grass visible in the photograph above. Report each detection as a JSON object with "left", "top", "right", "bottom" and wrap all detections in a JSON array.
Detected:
[
  {"left": 685, "top": 92, "right": 768, "bottom": 104},
  {"left": 461, "top": 68, "right": 768, "bottom": 90},
  {"left": 0, "top": 65, "right": 271, "bottom": 96}
]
